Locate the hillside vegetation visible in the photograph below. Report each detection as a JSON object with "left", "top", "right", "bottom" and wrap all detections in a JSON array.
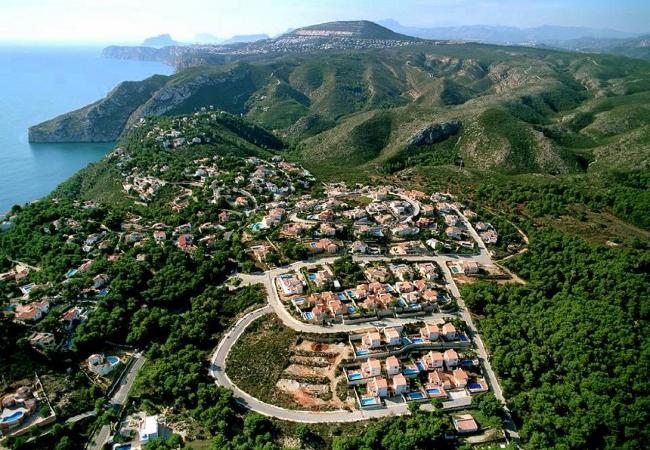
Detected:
[{"left": 30, "top": 40, "right": 650, "bottom": 177}]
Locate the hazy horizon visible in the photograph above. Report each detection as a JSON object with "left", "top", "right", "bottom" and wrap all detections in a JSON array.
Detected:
[{"left": 1, "top": 0, "right": 649, "bottom": 45}]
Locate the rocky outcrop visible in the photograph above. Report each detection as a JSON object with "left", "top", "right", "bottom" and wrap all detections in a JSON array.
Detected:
[
  {"left": 28, "top": 75, "right": 168, "bottom": 143},
  {"left": 408, "top": 121, "right": 462, "bottom": 146}
]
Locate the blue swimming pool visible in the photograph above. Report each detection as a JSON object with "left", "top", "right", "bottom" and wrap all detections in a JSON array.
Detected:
[
  {"left": 360, "top": 397, "right": 378, "bottom": 406},
  {"left": 250, "top": 223, "right": 262, "bottom": 231},
  {"left": 403, "top": 367, "right": 419, "bottom": 376},
  {"left": 413, "top": 337, "right": 425, "bottom": 344},
  {"left": 356, "top": 349, "right": 369, "bottom": 356},
  {"left": 427, "top": 388, "right": 442, "bottom": 396},
  {"left": 302, "top": 312, "right": 314, "bottom": 321},
  {"left": 348, "top": 372, "right": 363, "bottom": 381},
  {"left": 97, "top": 288, "right": 109, "bottom": 297},
  {"left": 346, "top": 290, "right": 355, "bottom": 297},
  {"left": 397, "top": 299, "right": 407, "bottom": 307},
  {"left": 292, "top": 297, "right": 305, "bottom": 306},
  {"left": 338, "top": 292, "right": 346, "bottom": 300},
  {"left": 107, "top": 355, "right": 119, "bottom": 366},
  {"left": 407, "top": 392, "right": 424, "bottom": 400},
  {"left": 459, "top": 334, "right": 469, "bottom": 342},
  {"left": 347, "top": 306, "right": 356, "bottom": 314},
  {"left": 65, "top": 269, "right": 78, "bottom": 278},
  {"left": 415, "top": 361, "right": 426, "bottom": 371},
  {"left": 451, "top": 266, "right": 461, "bottom": 273},
  {"left": 1, "top": 410, "right": 24, "bottom": 424},
  {"left": 308, "top": 273, "right": 317, "bottom": 281},
  {"left": 467, "top": 382, "right": 483, "bottom": 390}
]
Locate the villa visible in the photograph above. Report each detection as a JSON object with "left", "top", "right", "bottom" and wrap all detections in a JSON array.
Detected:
[
  {"left": 420, "top": 322, "right": 440, "bottom": 341},
  {"left": 392, "top": 374, "right": 408, "bottom": 396},
  {"left": 452, "top": 368, "right": 469, "bottom": 388},
  {"left": 361, "top": 358, "right": 382, "bottom": 378},
  {"left": 461, "top": 261, "right": 479, "bottom": 275},
  {"left": 480, "top": 230, "right": 498, "bottom": 244},
  {"left": 362, "top": 331, "right": 382, "bottom": 349},
  {"left": 442, "top": 323, "right": 457, "bottom": 340},
  {"left": 444, "top": 349, "right": 459, "bottom": 368},
  {"left": 423, "top": 351, "right": 444, "bottom": 369},
  {"left": 0, "top": 386, "right": 38, "bottom": 431},
  {"left": 59, "top": 307, "right": 83, "bottom": 331},
  {"left": 278, "top": 273, "right": 304, "bottom": 296},
  {"left": 319, "top": 223, "right": 337, "bottom": 237},
  {"left": 385, "top": 356, "right": 400, "bottom": 376},
  {"left": 28, "top": 332, "right": 55, "bottom": 351},
  {"left": 383, "top": 327, "right": 401, "bottom": 346},
  {"left": 428, "top": 370, "right": 453, "bottom": 390},
  {"left": 390, "top": 264, "right": 412, "bottom": 281},
  {"left": 445, "top": 226, "right": 463, "bottom": 240},
  {"left": 350, "top": 241, "right": 368, "bottom": 254},
  {"left": 365, "top": 266, "right": 391, "bottom": 283},
  {"left": 395, "top": 281, "right": 415, "bottom": 294},
  {"left": 14, "top": 300, "right": 49, "bottom": 323},
  {"left": 421, "top": 289, "right": 439, "bottom": 303},
  {"left": 453, "top": 414, "right": 479, "bottom": 434},
  {"left": 416, "top": 263, "right": 438, "bottom": 281},
  {"left": 139, "top": 415, "right": 160, "bottom": 445},
  {"left": 87, "top": 354, "right": 119, "bottom": 376},
  {"left": 368, "top": 377, "right": 388, "bottom": 397}
]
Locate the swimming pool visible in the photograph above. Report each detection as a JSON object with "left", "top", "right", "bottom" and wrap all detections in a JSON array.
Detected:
[
  {"left": 426, "top": 387, "right": 441, "bottom": 396},
  {"left": 0, "top": 410, "right": 25, "bottom": 424},
  {"left": 65, "top": 269, "right": 78, "bottom": 278},
  {"left": 412, "top": 337, "right": 425, "bottom": 344},
  {"left": 107, "top": 355, "right": 119, "bottom": 366},
  {"left": 338, "top": 292, "right": 346, "bottom": 301},
  {"left": 459, "top": 334, "right": 469, "bottom": 342},
  {"left": 292, "top": 297, "right": 305, "bottom": 306},
  {"left": 451, "top": 266, "right": 461, "bottom": 273},
  {"left": 308, "top": 273, "right": 317, "bottom": 281},
  {"left": 403, "top": 367, "right": 419, "bottom": 376},
  {"left": 407, "top": 392, "right": 425, "bottom": 400},
  {"left": 356, "top": 349, "right": 369, "bottom": 357},
  {"left": 360, "top": 396, "right": 379, "bottom": 406},
  {"left": 415, "top": 361, "right": 426, "bottom": 372},
  {"left": 347, "top": 306, "right": 357, "bottom": 314},
  {"left": 467, "top": 382, "right": 483, "bottom": 391},
  {"left": 302, "top": 312, "right": 314, "bottom": 321},
  {"left": 397, "top": 299, "right": 407, "bottom": 307},
  {"left": 348, "top": 372, "right": 363, "bottom": 381},
  {"left": 250, "top": 223, "right": 262, "bottom": 232}
]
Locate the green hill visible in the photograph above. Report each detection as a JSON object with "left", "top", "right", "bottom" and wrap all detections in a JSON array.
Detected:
[{"left": 29, "top": 39, "right": 650, "bottom": 176}]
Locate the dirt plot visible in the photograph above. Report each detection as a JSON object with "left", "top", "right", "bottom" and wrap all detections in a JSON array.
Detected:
[{"left": 276, "top": 340, "right": 355, "bottom": 410}]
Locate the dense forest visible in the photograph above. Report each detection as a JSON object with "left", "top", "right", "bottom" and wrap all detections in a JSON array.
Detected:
[{"left": 463, "top": 229, "right": 650, "bottom": 449}]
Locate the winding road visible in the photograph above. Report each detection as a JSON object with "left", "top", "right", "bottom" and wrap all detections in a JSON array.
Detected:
[{"left": 209, "top": 209, "right": 520, "bottom": 441}]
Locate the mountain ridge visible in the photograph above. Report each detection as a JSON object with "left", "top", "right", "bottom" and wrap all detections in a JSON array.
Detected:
[{"left": 30, "top": 37, "right": 650, "bottom": 177}]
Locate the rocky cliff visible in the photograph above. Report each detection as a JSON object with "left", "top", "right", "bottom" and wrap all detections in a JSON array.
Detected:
[{"left": 28, "top": 75, "right": 168, "bottom": 143}]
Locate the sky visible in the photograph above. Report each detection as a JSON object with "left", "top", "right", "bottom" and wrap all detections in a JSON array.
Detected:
[{"left": 0, "top": 0, "right": 648, "bottom": 44}]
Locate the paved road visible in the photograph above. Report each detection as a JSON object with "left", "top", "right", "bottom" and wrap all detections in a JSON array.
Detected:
[
  {"left": 87, "top": 353, "right": 146, "bottom": 450},
  {"left": 211, "top": 209, "right": 520, "bottom": 440}
]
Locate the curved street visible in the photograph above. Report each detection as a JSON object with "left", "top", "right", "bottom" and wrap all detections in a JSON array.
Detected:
[{"left": 209, "top": 211, "right": 519, "bottom": 440}]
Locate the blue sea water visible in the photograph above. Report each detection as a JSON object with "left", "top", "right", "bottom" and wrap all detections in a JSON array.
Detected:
[{"left": 0, "top": 46, "right": 173, "bottom": 213}]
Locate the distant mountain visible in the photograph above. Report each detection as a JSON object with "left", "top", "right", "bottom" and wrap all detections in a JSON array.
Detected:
[
  {"left": 102, "top": 20, "right": 420, "bottom": 68},
  {"left": 378, "top": 20, "right": 638, "bottom": 44},
  {"left": 551, "top": 34, "right": 650, "bottom": 60},
  {"left": 34, "top": 37, "right": 650, "bottom": 176},
  {"left": 142, "top": 33, "right": 180, "bottom": 47},
  {"left": 223, "top": 34, "right": 269, "bottom": 44},
  {"left": 287, "top": 20, "right": 417, "bottom": 40},
  {"left": 193, "top": 33, "right": 224, "bottom": 44}
]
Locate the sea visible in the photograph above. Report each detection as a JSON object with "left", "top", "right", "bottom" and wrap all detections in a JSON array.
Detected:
[{"left": 0, "top": 45, "right": 173, "bottom": 213}]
